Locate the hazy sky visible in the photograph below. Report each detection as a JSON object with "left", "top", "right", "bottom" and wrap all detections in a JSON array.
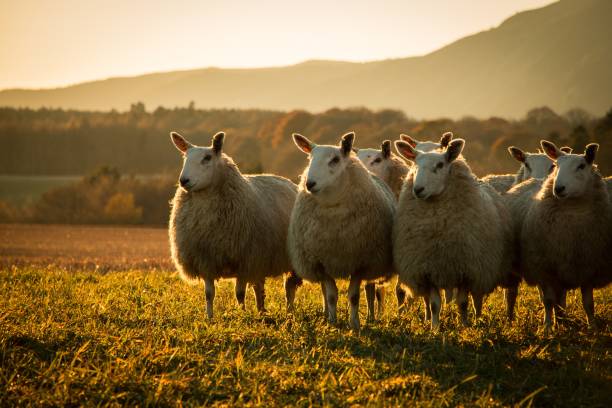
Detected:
[{"left": 0, "top": 0, "right": 556, "bottom": 90}]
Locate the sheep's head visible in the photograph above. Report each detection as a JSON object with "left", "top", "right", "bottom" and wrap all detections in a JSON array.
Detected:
[
  {"left": 395, "top": 136, "right": 465, "bottom": 200},
  {"left": 170, "top": 131, "right": 225, "bottom": 192},
  {"left": 355, "top": 140, "right": 392, "bottom": 179},
  {"left": 399, "top": 132, "right": 453, "bottom": 153},
  {"left": 292, "top": 132, "right": 355, "bottom": 195},
  {"left": 541, "top": 140, "right": 599, "bottom": 199},
  {"left": 508, "top": 146, "right": 572, "bottom": 181}
]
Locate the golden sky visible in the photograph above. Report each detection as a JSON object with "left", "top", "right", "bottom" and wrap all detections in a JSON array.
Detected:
[{"left": 0, "top": 0, "right": 555, "bottom": 90}]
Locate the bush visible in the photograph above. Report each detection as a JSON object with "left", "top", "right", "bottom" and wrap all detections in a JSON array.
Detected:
[{"left": 103, "top": 192, "right": 143, "bottom": 224}]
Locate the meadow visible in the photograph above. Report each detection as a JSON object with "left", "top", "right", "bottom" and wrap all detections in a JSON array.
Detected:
[{"left": 1, "top": 225, "right": 611, "bottom": 406}]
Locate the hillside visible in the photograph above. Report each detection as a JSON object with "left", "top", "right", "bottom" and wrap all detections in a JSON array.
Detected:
[{"left": 0, "top": 0, "right": 610, "bottom": 118}]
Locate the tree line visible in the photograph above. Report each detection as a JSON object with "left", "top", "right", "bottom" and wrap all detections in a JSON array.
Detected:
[{"left": 0, "top": 103, "right": 610, "bottom": 225}]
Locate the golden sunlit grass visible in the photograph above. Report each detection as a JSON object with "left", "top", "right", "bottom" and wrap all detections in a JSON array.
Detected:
[{"left": 1, "top": 266, "right": 610, "bottom": 406}]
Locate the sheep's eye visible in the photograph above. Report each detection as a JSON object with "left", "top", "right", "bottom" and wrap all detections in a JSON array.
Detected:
[
  {"left": 202, "top": 155, "right": 212, "bottom": 163},
  {"left": 373, "top": 158, "right": 382, "bottom": 164},
  {"left": 524, "top": 163, "right": 531, "bottom": 172},
  {"left": 329, "top": 156, "right": 340, "bottom": 166},
  {"left": 435, "top": 162, "right": 444, "bottom": 170},
  {"left": 549, "top": 164, "right": 555, "bottom": 173},
  {"left": 577, "top": 163, "right": 585, "bottom": 170}
]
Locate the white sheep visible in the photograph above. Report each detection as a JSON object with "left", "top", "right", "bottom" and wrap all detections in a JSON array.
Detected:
[
  {"left": 354, "top": 133, "right": 453, "bottom": 316},
  {"left": 393, "top": 137, "right": 514, "bottom": 330},
  {"left": 482, "top": 146, "right": 573, "bottom": 194},
  {"left": 288, "top": 132, "right": 395, "bottom": 330},
  {"left": 521, "top": 141, "right": 612, "bottom": 332},
  {"left": 168, "top": 131, "right": 299, "bottom": 318}
]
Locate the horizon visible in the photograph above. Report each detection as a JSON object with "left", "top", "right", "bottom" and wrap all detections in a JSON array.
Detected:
[{"left": 0, "top": 0, "right": 555, "bottom": 90}]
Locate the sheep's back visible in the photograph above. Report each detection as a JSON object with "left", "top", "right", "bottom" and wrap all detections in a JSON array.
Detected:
[
  {"left": 289, "top": 179, "right": 394, "bottom": 282},
  {"left": 170, "top": 178, "right": 295, "bottom": 283},
  {"left": 522, "top": 178, "right": 612, "bottom": 289},
  {"left": 394, "top": 170, "right": 508, "bottom": 296},
  {"left": 481, "top": 174, "right": 515, "bottom": 194}
]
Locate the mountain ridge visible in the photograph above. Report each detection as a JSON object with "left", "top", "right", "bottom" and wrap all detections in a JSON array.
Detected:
[{"left": 1, "top": 0, "right": 610, "bottom": 118}]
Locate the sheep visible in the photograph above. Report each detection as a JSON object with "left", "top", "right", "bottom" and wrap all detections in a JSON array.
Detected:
[
  {"left": 168, "top": 131, "right": 299, "bottom": 318},
  {"left": 355, "top": 132, "right": 453, "bottom": 199},
  {"left": 288, "top": 132, "right": 395, "bottom": 330},
  {"left": 482, "top": 146, "right": 573, "bottom": 194},
  {"left": 521, "top": 141, "right": 612, "bottom": 332},
  {"left": 393, "top": 137, "right": 514, "bottom": 330},
  {"left": 354, "top": 133, "right": 453, "bottom": 316}
]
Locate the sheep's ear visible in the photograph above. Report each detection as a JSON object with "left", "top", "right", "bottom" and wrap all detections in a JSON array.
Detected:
[
  {"left": 445, "top": 139, "right": 465, "bottom": 163},
  {"left": 440, "top": 132, "right": 453, "bottom": 148},
  {"left": 395, "top": 140, "right": 418, "bottom": 161},
  {"left": 541, "top": 140, "right": 563, "bottom": 160},
  {"left": 211, "top": 131, "right": 225, "bottom": 155},
  {"left": 381, "top": 140, "right": 391, "bottom": 159},
  {"left": 292, "top": 133, "right": 315, "bottom": 154},
  {"left": 560, "top": 146, "right": 573, "bottom": 154},
  {"left": 584, "top": 143, "right": 598, "bottom": 164},
  {"left": 340, "top": 132, "right": 355, "bottom": 156},
  {"left": 508, "top": 146, "right": 526, "bottom": 163},
  {"left": 399, "top": 134, "right": 419, "bottom": 148},
  {"left": 170, "top": 131, "right": 192, "bottom": 154}
]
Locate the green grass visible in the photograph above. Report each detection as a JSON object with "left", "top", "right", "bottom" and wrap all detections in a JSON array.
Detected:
[{"left": 0, "top": 267, "right": 610, "bottom": 406}]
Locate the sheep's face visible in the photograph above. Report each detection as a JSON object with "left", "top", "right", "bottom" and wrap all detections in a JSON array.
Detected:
[
  {"left": 509, "top": 147, "right": 556, "bottom": 181},
  {"left": 522, "top": 154, "right": 555, "bottom": 180},
  {"left": 356, "top": 148, "right": 385, "bottom": 178},
  {"left": 542, "top": 140, "right": 598, "bottom": 199},
  {"left": 171, "top": 131, "right": 225, "bottom": 192},
  {"left": 293, "top": 132, "right": 355, "bottom": 195},
  {"left": 355, "top": 140, "right": 392, "bottom": 179},
  {"left": 395, "top": 138, "right": 465, "bottom": 200}
]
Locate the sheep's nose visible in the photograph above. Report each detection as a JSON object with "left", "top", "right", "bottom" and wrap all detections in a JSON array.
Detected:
[
  {"left": 554, "top": 185, "right": 566, "bottom": 196},
  {"left": 180, "top": 177, "right": 190, "bottom": 187},
  {"left": 414, "top": 186, "right": 425, "bottom": 197},
  {"left": 306, "top": 180, "right": 317, "bottom": 192}
]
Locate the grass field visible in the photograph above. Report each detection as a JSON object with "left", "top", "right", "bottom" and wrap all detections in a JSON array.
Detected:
[{"left": 1, "top": 225, "right": 611, "bottom": 406}]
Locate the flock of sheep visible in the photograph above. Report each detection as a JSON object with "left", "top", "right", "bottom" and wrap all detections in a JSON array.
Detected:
[{"left": 168, "top": 130, "right": 612, "bottom": 333}]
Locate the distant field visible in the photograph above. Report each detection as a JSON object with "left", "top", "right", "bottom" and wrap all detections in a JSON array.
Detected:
[
  {"left": 0, "top": 224, "right": 172, "bottom": 270},
  {"left": 0, "top": 175, "right": 80, "bottom": 204},
  {"left": 0, "top": 224, "right": 611, "bottom": 406}
]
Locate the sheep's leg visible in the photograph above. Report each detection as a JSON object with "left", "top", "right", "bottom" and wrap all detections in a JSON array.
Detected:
[
  {"left": 444, "top": 288, "right": 455, "bottom": 304},
  {"left": 472, "top": 293, "right": 484, "bottom": 319},
  {"left": 554, "top": 288, "right": 567, "bottom": 323},
  {"left": 376, "top": 286, "right": 385, "bottom": 319},
  {"left": 541, "top": 285, "right": 556, "bottom": 334},
  {"left": 253, "top": 280, "right": 266, "bottom": 313},
  {"left": 505, "top": 284, "right": 519, "bottom": 322},
  {"left": 235, "top": 278, "right": 247, "bottom": 310},
  {"left": 580, "top": 286, "right": 595, "bottom": 327},
  {"left": 205, "top": 279, "right": 215, "bottom": 319},
  {"left": 396, "top": 282, "right": 407, "bottom": 316},
  {"left": 323, "top": 278, "right": 338, "bottom": 324},
  {"left": 348, "top": 276, "right": 362, "bottom": 331},
  {"left": 284, "top": 271, "right": 302, "bottom": 311},
  {"left": 429, "top": 288, "right": 442, "bottom": 331},
  {"left": 320, "top": 281, "right": 329, "bottom": 316},
  {"left": 365, "top": 283, "right": 376, "bottom": 322},
  {"left": 423, "top": 294, "right": 432, "bottom": 322},
  {"left": 456, "top": 288, "right": 470, "bottom": 327}
]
